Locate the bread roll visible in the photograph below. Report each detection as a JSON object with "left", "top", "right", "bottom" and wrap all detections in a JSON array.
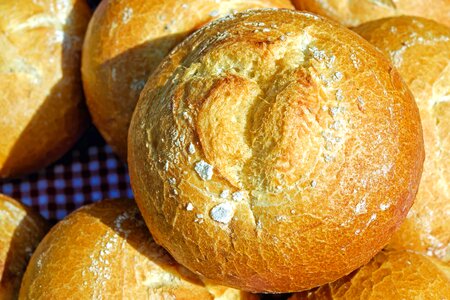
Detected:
[
  {"left": 0, "top": 0, "right": 91, "bottom": 178},
  {"left": 128, "top": 9, "right": 424, "bottom": 292},
  {"left": 292, "top": 0, "right": 450, "bottom": 27},
  {"left": 19, "top": 199, "right": 257, "bottom": 299},
  {"left": 353, "top": 16, "right": 450, "bottom": 262},
  {"left": 82, "top": 0, "right": 294, "bottom": 160},
  {"left": 0, "top": 194, "right": 48, "bottom": 299},
  {"left": 289, "top": 250, "right": 450, "bottom": 299}
]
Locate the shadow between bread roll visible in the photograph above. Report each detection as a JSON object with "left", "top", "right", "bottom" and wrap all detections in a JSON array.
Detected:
[
  {"left": 128, "top": 9, "right": 424, "bottom": 292},
  {"left": 0, "top": 194, "right": 48, "bottom": 300},
  {"left": 292, "top": 0, "right": 450, "bottom": 27},
  {"left": 82, "top": 0, "right": 294, "bottom": 160},
  {"left": 0, "top": 0, "right": 91, "bottom": 178},
  {"left": 289, "top": 250, "right": 450, "bottom": 299},
  {"left": 19, "top": 199, "right": 257, "bottom": 299},
  {"left": 353, "top": 16, "right": 450, "bottom": 262}
]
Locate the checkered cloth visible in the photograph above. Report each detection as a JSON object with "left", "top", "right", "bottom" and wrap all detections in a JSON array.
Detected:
[{"left": 0, "top": 127, "right": 133, "bottom": 223}]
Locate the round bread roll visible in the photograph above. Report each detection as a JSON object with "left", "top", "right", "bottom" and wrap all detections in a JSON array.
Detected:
[
  {"left": 0, "top": 194, "right": 48, "bottom": 299},
  {"left": 82, "top": 0, "right": 294, "bottom": 160},
  {"left": 292, "top": 0, "right": 450, "bottom": 27},
  {"left": 128, "top": 9, "right": 424, "bottom": 292},
  {"left": 19, "top": 199, "right": 258, "bottom": 299},
  {"left": 353, "top": 17, "right": 450, "bottom": 261},
  {"left": 0, "top": 0, "right": 91, "bottom": 178},
  {"left": 289, "top": 250, "right": 450, "bottom": 299}
]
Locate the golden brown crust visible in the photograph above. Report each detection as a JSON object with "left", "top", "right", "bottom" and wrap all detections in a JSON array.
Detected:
[
  {"left": 0, "top": 0, "right": 91, "bottom": 178},
  {"left": 0, "top": 194, "right": 48, "bottom": 300},
  {"left": 353, "top": 16, "right": 450, "bottom": 262},
  {"left": 18, "top": 199, "right": 257, "bottom": 299},
  {"left": 82, "top": 0, "right": 294, "bottom": 160},
  {"left": 292, "top": 0, "right": 450, "bottom": 27},
  {"left": 128, "top": 9, "right": 424, "bottom": 293},
  {"left": 289, "top": 250, "right": 450, "bottom": 299}
]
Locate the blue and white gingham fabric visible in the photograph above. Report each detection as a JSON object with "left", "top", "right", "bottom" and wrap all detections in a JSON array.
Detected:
[{"left": 0, "top": 128, "right": 133, "bottom": 222}]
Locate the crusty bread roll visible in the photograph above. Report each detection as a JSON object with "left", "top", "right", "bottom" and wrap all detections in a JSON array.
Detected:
[
  {"left": 292, "top": 0, "right": 450, "bottom": 27},
  {"left": 128, "top": 9, "right": 424, "bottom": 292},
  {"left": 0, "top": 0, "right": 91, "bottom": 178},
  {"left": 19, "top": 199, "right": 258, "bottom": 299},
  {"left": 353, "top": 16, "right": 450, "bottom": 262},
  {"left": 0, "top": 194, "right": 48, "bottom": 300},
  {"left": 289, "top": 250, "right": 450, "bottom": 299},
  {"left": 82, "top": 0, "right": 294, "bottom": 160}
]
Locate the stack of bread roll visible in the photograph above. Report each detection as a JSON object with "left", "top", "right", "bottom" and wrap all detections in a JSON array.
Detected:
[{"left": 1, "top": 0, "right": 449, "bottom": 298}]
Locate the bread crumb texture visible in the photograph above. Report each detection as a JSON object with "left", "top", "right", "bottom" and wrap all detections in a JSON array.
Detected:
[{"left": 128, "top": 9, "right": 424, "bottom": 292}]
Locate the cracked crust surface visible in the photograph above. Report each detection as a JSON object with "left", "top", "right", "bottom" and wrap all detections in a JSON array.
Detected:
[
  {"left": 354, "top": 16, "right": 450, "bottom": 262},
  {"left": 289, "top": 250, "right": 450, "bottom": 299},
  {"left": 292, "top": 0, "right": 450, "bottom": 27},
  {"left": 0, "top": 0, "right": 91, "bottom": 178},
  {"left": 82, "top": 0, "right": 293, "bottom": 160},
  {"left": 128, "top": 9, "right": 424, "bottom": 292},
  {"left": 18, "top": 199, "right": 256, "bottom": 300},
  {"left": 0, "top": 194, "right": 48, "bottom": 299}
]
